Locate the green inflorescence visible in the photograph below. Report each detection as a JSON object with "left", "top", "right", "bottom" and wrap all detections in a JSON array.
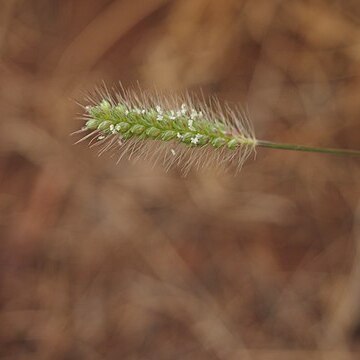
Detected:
[
  {"left": 78, "top": 94, "right": 360, "bottom": 173},
  {"left": 85, "top": 100, "right": 254, "bottom": 150}
]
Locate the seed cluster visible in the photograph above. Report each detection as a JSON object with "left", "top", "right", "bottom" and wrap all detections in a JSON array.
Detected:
[{"left": 84, "top": 100, "right": 253, "bottom": 150}]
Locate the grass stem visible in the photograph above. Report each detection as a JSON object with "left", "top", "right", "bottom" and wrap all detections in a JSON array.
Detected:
[{"left": 256, "top": 140, "right": 360, "bottom": 157}]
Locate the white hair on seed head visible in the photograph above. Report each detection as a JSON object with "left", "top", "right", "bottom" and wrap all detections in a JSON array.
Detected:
[{"left": 74, "top": 82, "right": 257, "bottom": 175}]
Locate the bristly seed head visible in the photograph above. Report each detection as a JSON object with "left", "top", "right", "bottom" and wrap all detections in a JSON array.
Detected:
[{"left": 75, "top": 84, "right": 257, "bottom": 174}]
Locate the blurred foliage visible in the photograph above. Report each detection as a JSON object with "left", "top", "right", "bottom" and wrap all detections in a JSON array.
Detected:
[{"left": 0, "top": 1, "right": 359, "bottom": 359}]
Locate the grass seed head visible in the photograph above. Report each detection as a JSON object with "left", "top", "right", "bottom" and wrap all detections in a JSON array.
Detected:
[{"left": 75, "top": 84, "right": 257, "bottom": 174}]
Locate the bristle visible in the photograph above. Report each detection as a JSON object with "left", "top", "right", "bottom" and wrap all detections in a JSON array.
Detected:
[{"left": 74, "top": 83, "right": 257, "bottom": 174}]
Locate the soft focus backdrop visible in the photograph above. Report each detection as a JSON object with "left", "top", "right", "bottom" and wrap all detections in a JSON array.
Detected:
[{"left": 1, "top": 1, "right": 360, "bottom": 359}]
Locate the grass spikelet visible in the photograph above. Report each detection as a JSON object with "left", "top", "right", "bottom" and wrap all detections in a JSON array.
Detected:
[
  {"left": 74, "top": 84, "right": 360, "bottom": 174},
  {"left": 75, "top": 84, "right": 257, "bottom": 174}
]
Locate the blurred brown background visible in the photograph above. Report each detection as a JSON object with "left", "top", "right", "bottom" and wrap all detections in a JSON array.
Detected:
[{"left": 0, "top": 0, "right": 360, "bottom": 359}]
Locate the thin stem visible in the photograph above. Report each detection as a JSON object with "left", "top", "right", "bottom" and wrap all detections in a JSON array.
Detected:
[{"left": 256, "top": 140, "right": 360, "bottom": 157}]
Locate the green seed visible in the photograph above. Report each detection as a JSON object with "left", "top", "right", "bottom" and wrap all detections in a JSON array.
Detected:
[
  {"left": 227, "top": 138, "right": 239, "bottom": 150},
  {"left": 100, "top": 100, "right": 111, "bottom": 109},
  {"left": 97, "top": 120, "right": 112, "bottom": 131},
  {"left": 197, "top": 135, "right": 209, "bottom": 146},
  {"left": 211, "top": 137, "right": 227, "bottom": 148},
  {"left": 181, "top": 133, "right": 194, "bottom": 144},
  {"left": 145, "top": 127, "right": 161, "bottom": 138},
  {"left": 161, "top": 131, "right": 177, "bottom": 141},
  {"left": 115, "top": 122, "right": 131, "bottom": 132},
  {"left": 130, "top": 124, "right": 145, "bottom": 135},
  {"left": 85, "top": 119, "right": 100, "bottom": 130}
]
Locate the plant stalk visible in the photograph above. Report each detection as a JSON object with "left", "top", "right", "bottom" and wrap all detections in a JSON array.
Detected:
[{"left": 256, "top": 140, "right": 360, "bottom": 157}]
